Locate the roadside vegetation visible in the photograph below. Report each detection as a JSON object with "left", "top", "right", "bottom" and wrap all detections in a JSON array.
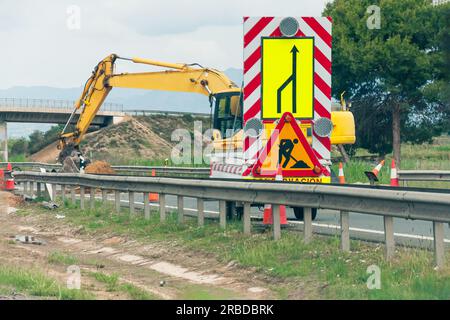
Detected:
[
  {"left": 25, "top": 198, "right": 450, "bottom": 300},
  {"left": 89, "top": 271, "right": 155, "bottom": 300},
  {"left": 0, "top": 265, "right": 93, "bottom": 300},
  {"left": 332, "top": 135, "right": 450, "bottom": 188}
]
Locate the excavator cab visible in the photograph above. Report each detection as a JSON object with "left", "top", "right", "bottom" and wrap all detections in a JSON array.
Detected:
[{"left": 212, "top": 90, "right": 243, "bottom": 138}]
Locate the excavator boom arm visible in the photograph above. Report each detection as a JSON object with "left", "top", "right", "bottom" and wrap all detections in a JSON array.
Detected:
[{"left": 59, "top": 54, "right": 238, "bottom": 150}]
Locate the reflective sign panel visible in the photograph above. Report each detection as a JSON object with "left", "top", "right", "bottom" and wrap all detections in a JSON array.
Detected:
[{"left": 261, "top": 37, "right": 314, "bottom": 120}]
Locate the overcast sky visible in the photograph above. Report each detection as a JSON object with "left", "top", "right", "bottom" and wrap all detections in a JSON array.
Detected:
[{"left": 0, "top": 0, "right": 330, "bottom": 89}]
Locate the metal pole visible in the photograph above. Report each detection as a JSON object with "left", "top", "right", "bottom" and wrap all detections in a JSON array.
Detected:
[
  {"left": 71, "top": 186, "right": 76, "bottom": 204},
  {"left": 29, "top": 181, "right": 34, "bottom": 197},
  {"left": 197, "top": 198, "right": 204, "bottom": 227},
  {"left": 177, "top": 195, "right": 184, "bottom": 223},
  {"left": 340, "top": 210, "right": 350, "bottom": 252},
  {"left": 114, "top": 190, "right": 121, "bottom": 213},
  {"left": 144, "top": 192, "right": 150, "bottom": 220},
  {"left": 129, "top": 191, "right": 135, "bottom": 216},
  {"left": 51, "top": 184, "right": 56, "bottom": 202},
  {"left": 433, "top": 221, "right": 445, "bottom": 269},
  {"left": 272, "top": 204, "right": 281, "bottom": 241},
  {"left": 243, "top": 203, "right": 251, "bottom": 235},
  {"left": 80, "top": 186, "right": 85, "bottom": 209},
  {"left": 37, "top": 182, "right": 41, "bottom": 198},
  {"left": 304, "top": 207, "right": 313, "bottom": 244},
  {"left": 384, "top": 216, "right": 395, "bottom": 260},
  {"left": 61, "top": 184, "right": 66, "bottom": 205},
  {"left": 159, "top": 194, "right": 166, "bottom": 222},
  {"left": 219, "top": 200, "right": 226, "bottom": 229},
  {"left": 90, "top": 187, "right": 95, "bottom": 210}
]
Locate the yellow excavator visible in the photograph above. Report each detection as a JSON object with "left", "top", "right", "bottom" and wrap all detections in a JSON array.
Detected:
[
  {"left": 58, "top": 53, "right": 355, "bottom": 172},
  {"left": 58, "top": 54, "right": 243, "bottom": 170}
]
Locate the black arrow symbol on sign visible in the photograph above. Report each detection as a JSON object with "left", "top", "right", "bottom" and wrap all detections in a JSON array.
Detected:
[{"left": 277, "top": 45, "right": 299, "bottom": 114}]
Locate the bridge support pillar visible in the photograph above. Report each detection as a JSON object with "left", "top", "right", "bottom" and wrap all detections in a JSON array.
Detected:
[{"left": 0, "top": 121, "right": 8, "bottom": 162}]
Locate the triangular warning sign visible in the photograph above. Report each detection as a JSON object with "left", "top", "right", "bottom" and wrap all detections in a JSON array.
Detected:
[{"left": 253, "top": 112, "right": 323, "bottom": 177}]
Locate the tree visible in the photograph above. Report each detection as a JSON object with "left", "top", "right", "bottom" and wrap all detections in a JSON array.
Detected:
[
  {"left": 9, "top": 138, "right": 28, "bottom": 156},
  {"left": 324, "top": 0, "right": 449, "bottom": 167}
]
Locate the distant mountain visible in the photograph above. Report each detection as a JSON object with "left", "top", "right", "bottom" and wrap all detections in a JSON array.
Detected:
[
  {"left": 1, "top": 68, "right": 243, "bottom": 137},
  {"left": 0, "top": 68, "right": 243, "bottom": 112}
]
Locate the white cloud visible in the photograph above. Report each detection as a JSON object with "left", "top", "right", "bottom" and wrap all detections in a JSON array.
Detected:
[{"left": 0, "top": 0, "right": 329, "bottom": 88}]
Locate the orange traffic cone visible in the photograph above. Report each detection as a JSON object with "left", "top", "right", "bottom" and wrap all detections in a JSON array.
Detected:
[
  {"left": 0, "top": 169, "right": 4, "bottom": 190},
  {"left": 6, "top": 163, "right": 12, "bottom": 171},
  {"left": 364, "top": 160, "right": 385, "bottom": 183},
  {"left": 263, "top": 167, "right": 288, "bottom": 225},
  {"left": 149, "top": 168, "right": 159, "bottom": 202},
  {"left": 263, "top": 204, "right": 273, "bottom": 224},
  {"left": 338, "top": 162, "right": 346, "bottom": 184},
  {"left": 390, "top": 159, "right": 399, "bottom": 187}
]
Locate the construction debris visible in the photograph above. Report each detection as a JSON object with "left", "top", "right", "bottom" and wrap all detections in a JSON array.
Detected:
[
  {"left": 85, "top": 160, "right": 116, "bottom": 175},
  {"left": 41, "top": 201, "right": 59, "bottom": 210},
  {"left": 14, "top": 235, "right": 45, "bottom": 245}
]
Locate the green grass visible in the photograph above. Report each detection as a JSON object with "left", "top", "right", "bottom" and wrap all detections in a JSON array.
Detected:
[
  {"left": 33, "top": 200, "right": 450, "bottom": 300},
  {"left": 48, "top": 251, "right": 78, "bottom": 266},
  {"left": 332, "top": 135, "right": 450, "bottom": 188},
  {"left": 90, "top": 271, "right": 119, "bottom": 291},
  {"left": 89, "top": 271, "right": 154, "bottom": 299},
  {"left": 7, "top": 154, "right": 28, "bottom": 162},
  {"left": 180, "top": 285, "right": 236, "bottom": 300},
  {"left": 0, "top": 265, "right": 93, "bottom": 299}
]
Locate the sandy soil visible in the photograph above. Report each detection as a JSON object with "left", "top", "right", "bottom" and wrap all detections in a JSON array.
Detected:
[
  {"left": 30, "top": 141, "right": 60, "bottom": 163},
  {"left": 0, "top": 191, "right": 288, "bottom": 300}
]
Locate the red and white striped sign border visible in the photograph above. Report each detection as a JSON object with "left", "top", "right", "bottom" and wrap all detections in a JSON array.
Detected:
[{"left": 243, "top": 16, "right": 332, "bottom": 176}]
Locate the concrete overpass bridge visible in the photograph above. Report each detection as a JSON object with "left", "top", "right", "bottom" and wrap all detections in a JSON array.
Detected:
[{"left": 0, "top": 98, "right": 125, "bottom": 161}]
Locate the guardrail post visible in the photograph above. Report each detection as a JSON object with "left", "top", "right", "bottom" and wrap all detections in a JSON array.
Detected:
[
  {"left": 90, "top": 187, "right": 95, "bottom": 210},
  {"left": 304, "top": 207, "right": 313, "bottom": 244},
  {"left": 144, "top": 192, "right": 150, "bottom": 220},
  {"left": 36, "top": 182, "right": 41, "bottom": 198},
  {"left": 80, "top": 186, "right": 85, "bottom": 210},
  {"left": 102, "top": 189, "right": 107, "bottom": 203},
  {"left": 114, "top": 190, "right": 121, "bottom": 213},
  {"left": 219, "top": 200, "right": 226, "bottom": 229},
  {"left": 272, "top": 204, "right": 281, "bottom": 241},
  {"left": 23, "top": 181, "right": 28, "bottom": 197},
  {"left": 71, "top": 186, "right": 76, "bottom": 204},
  {"left": 61, "top": 185, "right": 66, "bottom": 205},
  {"left": 129, "top": 192, "right": 135, "bottom": 216},
  {"left": 243, "top": 202, "right": 251, "bottom": 235},
  {"left": 340, "top": 210, "right": 350, "bottom": 252},
  {"left": 384, "top": 216, "right": 395, "bottom": 260},
  {"left": 177, "top": 195, "right": 184, "bottom": 223},
  {"left": 51, "top": 184, "right": 56, "bottom": 202},
  {"left": 159, "top": 194, "right": 166, "bottom": 222},
  {"left": 433, "top": 221, "right": 445, "bottom": 269},
  {"left": 29, "top": 181, "right": 34, "bottom": 197},
  {"left": 197, "top": 198, "right": 204, "bottom": 227}
]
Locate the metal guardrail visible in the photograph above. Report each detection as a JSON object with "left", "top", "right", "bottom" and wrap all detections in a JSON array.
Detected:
[
  {"left": 13, "top": 171, "right": 450, "bottom": 268},
  {"left": 123, "top": 109, "right": 209, "bottom": 118},
  {"left": 1, "top": 162, "right": 209, "bottom": 176},
  {"left": 112, "top": 165, "right": 209, "bottom": 175},
  {"left": 0, "top": 98, "right": 124, "bottom": 112},
  {"left": 398, "top": 170, "right": 450, "bottom": 182},
  {"left": 2, "top": 162, "right": 61, "bottom": 171}
]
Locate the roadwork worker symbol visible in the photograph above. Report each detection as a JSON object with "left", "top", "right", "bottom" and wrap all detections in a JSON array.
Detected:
[
  {"left": 278, "top": 138, "right": 310, "bottom": 169},
  {"left": 254, "top": 112, "right": 322, "bottom": 177}
]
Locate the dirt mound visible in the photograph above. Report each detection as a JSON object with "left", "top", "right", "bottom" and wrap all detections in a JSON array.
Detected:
[
  {"left": 85, "top": 160, "right": 116, "bottom": 175},
  {"left": 80, "top": 118, "right": 175, "bottom": 163},
  {"left": 30, "top": 141, "right": 59, "bottom": 163},
  {"left": 30, "top": 114, "right": 211, "bottom": 165}
]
